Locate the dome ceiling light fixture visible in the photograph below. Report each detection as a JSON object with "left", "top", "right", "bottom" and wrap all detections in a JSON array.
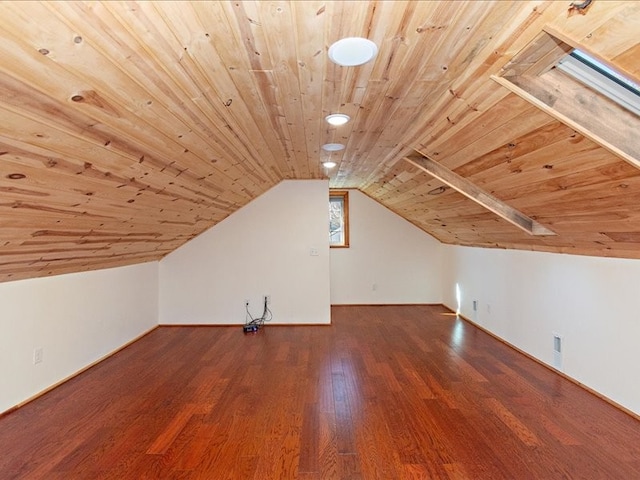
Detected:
[
  {"left": 323, "top": 160, "right": 337, "bottom": 169},
  {"left": 322, "top": 143, "right": 345, "bottom": 152},
  {"left": 325, "top": 113, "right": 351, "bottom": 126},
  {"left": 328, "top": 37, "right": 378, "bottom": 67}
]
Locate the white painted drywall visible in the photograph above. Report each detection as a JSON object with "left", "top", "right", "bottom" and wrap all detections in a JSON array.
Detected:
[
  {"left": 330, "top": 190, "right": 443, "bottom": 305},
  {"left": 159, "top": 180, "right": 331, "bottom": 325},
  {"left": 442, "top": 244, "right": 640, "bottom": 415},
  {"left": 0, "top": 261, "right": 158, "bottom": 413}
]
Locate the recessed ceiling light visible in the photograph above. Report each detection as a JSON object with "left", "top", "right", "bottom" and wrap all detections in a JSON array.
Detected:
[
  {"left": 325, "top": 113, "right": 351, "bottom": 126},
  {"left": 328, "top": 37, "right": 378, "bottom": 67},
  {"left": 323, "top": 161, "right": 337, "bottom": 169},
  {"left": 322, "top": 143, "right": 345, "bottom": 152}
]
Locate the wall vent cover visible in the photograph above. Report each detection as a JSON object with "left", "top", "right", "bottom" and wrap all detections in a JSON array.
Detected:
[{"left": 553, "top": 333, "right": 563, "bottom": 370}]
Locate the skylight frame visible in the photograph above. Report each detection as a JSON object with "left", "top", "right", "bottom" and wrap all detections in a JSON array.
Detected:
[
  {"left": 492, "top": 27, "right": 640, "bottom": 170},
  {"left": 557, "top": 49, "right": 640, "bottom": 117}
]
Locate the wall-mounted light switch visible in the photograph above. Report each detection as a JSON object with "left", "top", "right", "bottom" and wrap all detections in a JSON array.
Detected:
[{"left": 33, "top": 348, "right": 43, "bottom": 365}]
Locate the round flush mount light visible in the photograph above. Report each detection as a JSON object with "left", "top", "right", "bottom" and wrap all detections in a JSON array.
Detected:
[
  {"left": 322, "top": 143, "right": 345, "bottom": 152},
  {"left": 325, "top": 113, "right": 351, "bottom": 126},
  {"left": 328, "top": 37, "right": 378, "bottom": 66},
  {"left": 323, "top": 161, "right": 337, "bottom": 169}
]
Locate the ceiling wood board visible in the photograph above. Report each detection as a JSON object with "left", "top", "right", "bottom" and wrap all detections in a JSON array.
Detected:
[
  {"left": 0, "top": 1, "right": 639, "bottom": 282},
  {"left": 405, "top": 152, "right": 556, "bottom": 236}
]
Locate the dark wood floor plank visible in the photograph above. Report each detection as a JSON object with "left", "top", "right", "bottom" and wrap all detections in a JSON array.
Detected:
[
  {"left": 318, "top": 411, "right": 339, "bottom": 479},
  {"left": 2, "top": 305, "right": 640, "bottom": 479},
  {"left": 298, "top": 402, "right": 320, "bottom": 474}
]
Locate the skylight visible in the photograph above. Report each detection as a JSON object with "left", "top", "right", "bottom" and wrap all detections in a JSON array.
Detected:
[{"left": 557, "top": 49, "right": 640, "bottom": 116}]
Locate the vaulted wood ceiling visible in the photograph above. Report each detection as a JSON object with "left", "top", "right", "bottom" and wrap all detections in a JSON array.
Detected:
[{"left": 0, "top": 1, "right": 639, "bottom": 282}]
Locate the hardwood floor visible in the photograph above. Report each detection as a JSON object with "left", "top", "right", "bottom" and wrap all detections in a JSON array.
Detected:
[{"left": 1, "top": 305, "right": 640, "bottom": 479}]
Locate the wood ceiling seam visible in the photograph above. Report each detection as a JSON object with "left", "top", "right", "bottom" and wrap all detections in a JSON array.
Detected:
[
  {"left": 180, "top": 4, "right": 289, "bottom": 183},
  {"left": 32, "top": 3, "right": 249, "bottom": 178},
  {"left": 549, "top": 1, "right": 635, "bottom": 48},
  {"left": 0, "top": 200, "right": 201, "bottom": 228},
  {"left": 0, "top": 135, "right": 230, "bottom": 221},
  {"left": 473, "top": 144, "right": 621, "bottom": 199},
  {"left": 0, "top": 87, "right": 247, "bottom": 204},
  {"left": 0, "top": 243, "right": 168, "bottom": 257},
  {"left": 341, "top": 1, "right": 422, "bottom": 163},
  {"left": 0, "top": 216, "right": 194, "bottom": 232},
  {"left": 386, "top": 1, "right": 561, "bottom": 162},
  {"left": 413, "top": 85, "right": 515, "bottom": 158},
  {"left": 290, "top": 1, "right": 328, "bottom": 179},
  {"left": 396, "top": 3, "right": 572, "bottom": 176},
  {"left": 492, "top": 74, "right": 640, "bottom": 170},
  {"left": 611, "top": 43, "right": 640, "bottom": 80},
  {"left": 0, "top": 251, "right": 165, "bottom": 268},
  {"left": 355, "top": 1, "right": 498, "bottom": 190},
  {"left": 3, "top": 204, "right": 212, "bottom": 255},
  {"left": 581, "top": 5, "right": 640, "bottom": 64},
  {"left": 11, "top": 233, "right": 189, "bottom": 246},
  {"left": 61, "top": 1, "right": 279, "bottom": 184},
  {"left": 421, "top": 99, "right": 555, "bottom": 173},
  {"left": 0, "top": 67, "right": 244, "bottom": 205},
  {"left": 451, "top": 122, "right": 578, "bottom": 180},
  {"left": 0, "top": 143, "right": 227, "bottom": 207},
  {"left": 542, "top": 22, "right": 640, "bottom": 85},
  {"left": 456, "top": 136, "right": 608, "bottom": 190},
  {"left": 405, "top": 152, "right": 555, "bottom": 237},
  {"left": 92, "top": 6, "right": 276, "bottom": 193},
  {"left": 359, "top": 82, "right": 510, "bottom": 190},
  {"left": 0, "top": 257, "right": 160, "bottom": 282},
  {"left": 218, "top": 1, "right": 301, "bottom": 178},
  {"left": 255, "top": 2, "right": 311, "bottom": 179},
  {"left": 510, "top": 182, "right": 640, "bottom": 213}
]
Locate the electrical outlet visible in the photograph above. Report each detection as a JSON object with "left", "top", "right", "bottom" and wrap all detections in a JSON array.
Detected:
[
  {"left": 33, "top": 347, "right": 43, "bottom": 365},
  {"left": 372, "top": 283, "right": 378, "bottom": 291},
  {"left": 472, "top": 300, "right": 478, "bottom": 311},
  {"left": 264, "top": 295, "right": 271, "bottom": 305}
]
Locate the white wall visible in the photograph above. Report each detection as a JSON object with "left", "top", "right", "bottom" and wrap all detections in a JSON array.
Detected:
[
  {"left": 159, "top": 180, "right": 331, "bottom": 325},
  {"left": 330, "top": 190, "right": 442, "bottom": 305},
  {"left": 0, "top": 261, "right": 158, "bottom": 413},
  {"left": 442, "top": 244, "right": 640, "bottom": 415}
]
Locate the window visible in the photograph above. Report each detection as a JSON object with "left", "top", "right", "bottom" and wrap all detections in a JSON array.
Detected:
[
  {"left": 493, "top": 29, "right": 640, "bottom": 167},
  {"left": 329, "top": 190, "right": 349, "bottom": 247},
  {"left": 557, "top": 49, "right": 640, "bottom": 116}
]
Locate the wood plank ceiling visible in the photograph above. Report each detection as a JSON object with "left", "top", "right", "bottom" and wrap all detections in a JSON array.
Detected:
[{"left": 0, "top": 1, "right": 639, "bottom": 282}]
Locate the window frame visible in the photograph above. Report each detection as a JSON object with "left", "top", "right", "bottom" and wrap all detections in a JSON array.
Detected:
[
  {"left": 557, "top": 49, "right": 640, "bottom": 117},
  {"left": 329, "top": 190, "right": 350, "bottom": 248}
]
